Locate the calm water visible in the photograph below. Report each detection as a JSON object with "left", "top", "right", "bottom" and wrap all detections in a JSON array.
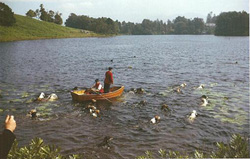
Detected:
[{"left": 0, "top": 35, "right": 249, "bottom": 158}]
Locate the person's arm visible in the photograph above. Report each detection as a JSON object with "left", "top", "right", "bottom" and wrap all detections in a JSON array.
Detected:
[
  {"left": 0, "top": 129, "right": 16, "bottom": 158},
  {"left": 110, "top": 72, "right": 114, "bottom": 84},
  {"left": 0, "top": 115, "right": 16, "bottom": 159},
  {"left": 91, "top": 83, "right": 96, "bottom": 88}
]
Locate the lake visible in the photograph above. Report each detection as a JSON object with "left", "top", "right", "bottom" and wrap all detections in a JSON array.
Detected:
[{"left": 0, "top": 35, "right": 249, "bottom": 158}]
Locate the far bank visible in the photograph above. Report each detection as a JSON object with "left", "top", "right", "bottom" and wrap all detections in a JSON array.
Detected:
[{"left": 0, "top": 15, "right": 111, "bottom": 42}]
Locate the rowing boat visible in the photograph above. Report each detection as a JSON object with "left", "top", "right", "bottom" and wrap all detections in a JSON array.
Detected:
[{"left": 70, "top": 86, "right": 124, "bottom": 102}]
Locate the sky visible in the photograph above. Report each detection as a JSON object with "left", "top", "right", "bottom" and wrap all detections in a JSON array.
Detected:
[{"left": 2, "top": 0, "right": 249, "bottom": 23}]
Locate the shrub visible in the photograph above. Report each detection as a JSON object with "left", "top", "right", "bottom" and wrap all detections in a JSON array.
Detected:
[
  {"left": 8, "top": 138, "right": 82, "bottom": 159},
  {"left": 136, "top": 134, "right": 249, "bottom": 158},
  {"left": 26, "top": 9, "right": 36, "bottom": 18},
  {"left": 211, "top": 134, "right": 249, "bottom": 158},
  {"left": 0, "top": 2, "right": 16, "bottom": 26}
]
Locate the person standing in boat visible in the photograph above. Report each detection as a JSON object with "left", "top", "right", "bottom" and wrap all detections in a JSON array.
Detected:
[
  {"left": 91, "top": 79, "right": 104, "bottom": 93},
  {"left": 104, "top": 67, "right": 113, "bottom": 93}
]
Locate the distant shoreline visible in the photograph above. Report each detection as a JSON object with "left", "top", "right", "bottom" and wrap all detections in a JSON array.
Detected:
[
  {"left": 2, "top": 34, "right": 249, "bottom": 43},
  {"left": 1, "top": 14, "right": 248, "bottom": 43},
  {"left": 0, "top": 34, "right": 112, "bottom": 43},
  {"left": 0, "top": 14, "right": 111, "bottom": 42}
]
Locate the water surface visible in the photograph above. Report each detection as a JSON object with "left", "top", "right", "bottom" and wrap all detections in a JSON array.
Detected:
[{"left": 0, "top": 35, "right": 249, "bottom": 158}]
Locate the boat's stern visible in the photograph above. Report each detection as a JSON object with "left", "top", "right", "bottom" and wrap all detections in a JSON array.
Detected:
[{"left": 71, "top": 90, "right": 85, "bottom": 101}]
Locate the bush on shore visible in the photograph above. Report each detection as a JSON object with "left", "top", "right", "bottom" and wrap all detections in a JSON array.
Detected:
[
  {"left": 137, "top": 134, "right": 249, "bottom": 159},
  {"left": 8, "top": 138, "right": 82, "bottom": 159}
]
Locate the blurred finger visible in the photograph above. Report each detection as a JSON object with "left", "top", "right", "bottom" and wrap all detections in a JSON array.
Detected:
[
  {"left": 5, "top": 115, "right": 10, "bottom": 123},
  {"left": 10, "top": 115, "right": 15, "bottom": 121}
]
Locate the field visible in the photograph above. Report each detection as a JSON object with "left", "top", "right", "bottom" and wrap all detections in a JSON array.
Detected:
[{"left": 0, "top": 14, "right": 104, "bottom": 42}]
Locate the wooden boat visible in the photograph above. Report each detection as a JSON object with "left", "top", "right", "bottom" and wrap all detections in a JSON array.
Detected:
[{"left": 71, "top": 86, "right": 125, "bottom": 102}]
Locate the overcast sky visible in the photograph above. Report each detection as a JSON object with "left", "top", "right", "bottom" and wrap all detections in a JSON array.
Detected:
[{"left": 3, "top": 0, "right": 249, "bottom": 23}]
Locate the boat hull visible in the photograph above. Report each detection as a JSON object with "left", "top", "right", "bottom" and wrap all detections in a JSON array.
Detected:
[{"left": 71, "top": 86, "right": 124, "bottom": 102}]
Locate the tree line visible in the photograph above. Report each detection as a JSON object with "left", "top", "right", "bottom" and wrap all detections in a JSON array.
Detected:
[
  {"left": 215, "top": 11, "right": 249, "bottom": 36},
  {"left": 25, "top": 4, "right": 63, "bottom": 25},
  {"left": 0, "top": 3, "right": 63, "bottom": 26},
  {"left": 65, "top": 13, "right": 120, "bottom": 34},
  {"left": 0, "top": 2, "right": 248, "bottom": 36},
  {"left": 65, "top": 14, "right": 206, "bottom": 35},
  {"left": 65, "top": 11, "right": 248, "bottom": 36}
]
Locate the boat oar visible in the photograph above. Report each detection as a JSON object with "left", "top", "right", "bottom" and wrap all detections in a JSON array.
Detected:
[
  {"left": 92, "top": 91, "right": 112, "bottom": 103},
  {"left": 98, "top": 94, "right": 113, "bottom": 103}
]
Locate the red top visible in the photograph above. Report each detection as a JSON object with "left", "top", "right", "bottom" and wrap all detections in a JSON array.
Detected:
[
  {"left": 104, "top": 71, "right": 113, "bottom": 84},
  {"left": 99, "top": 88, "right": 104, "bottom": 93},
  {"left": 94, "top": 83, "right": 104, "bottom": 93}
]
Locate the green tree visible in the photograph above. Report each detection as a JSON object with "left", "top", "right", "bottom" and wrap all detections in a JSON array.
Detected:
[
  {"left": 106, "top": 18, "right": 116, "bottom": 34},
  {"left": 132, "top": 24, "right": 144, "bottom": 35},
  {"left": 115, "top": 20, "right": 121, "bottom": 33},
  {"left": 26, "top": 9, "right": 36, "bottom": 18},
  {"left": 35, "top": 9, "right": 40, "bottom": 19},
  {"left": 174, "top": 16, "right": 188, "bottom": 24},
  {"left": 215, "top": 11, "right": 249, "bottom": 36},
  {"left": 121, "top": 21, "right": 135, "bottom": 34},
  {"left": 166, "top": 20, "right": 174, "bottom": 34},
  {"left": 169, "top": 16, "right": 205, "bottom": 34},
  {"left": 95, "top": 18, "right": 109, "bottom": 33},
  {"left": 0, "top": 2, "right": 16, "bottom": 26},
  {"left": 54, "top": 12, "right": 63, "bottom": 25},
  {"left": 39, "top": 4, "right": 53, "bottom": 22},
  {"left": 187, "top": 19, "right": 195, "bottom": 34},
  {"left": 206, "top": 11, "right": 213, "bottom": 23},
  {"left": 141, "top": 19, "right": 153, "bottom": 34},
  {"left": 37, "top": 4, "right": 62, "bottom": 25},
  {"left": 174, "top": 21, "right": 187, "bottom": 34},
  {"left": 154, "top": 19, "right": 167, "bottom": 34},
  {"left": 193, "top": 18, "right": 205, "bottom": 34},
  {"left": 206, "top": 11, "right": 217, "bottom": 23},
  {"left": 48, "top": 10, "right": 55, "bottom": 22},
  {"left": 173, "top": 16, "right": 188, "bottom": 34},
  {"left": 39, "top": 4, "right": 49, "bottom": 21},
  {"left": 65, "top": 13, "right": 80, "bottom": 28},
  {"left": 65, "top": 13, "right": 92, "bottom": 30},
  {"left": 65, "top": 13, "right": 119, "bottom": 34}
]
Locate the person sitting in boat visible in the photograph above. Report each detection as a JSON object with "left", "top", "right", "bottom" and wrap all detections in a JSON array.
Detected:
[{"left": 91, "top": 79, "right": 104, "bottom": 93}]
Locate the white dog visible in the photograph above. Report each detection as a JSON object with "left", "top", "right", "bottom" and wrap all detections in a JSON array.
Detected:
[
  {"left": 38, "top": 92, "right": 45, "bottom": 100},
  {"left": 47, "top": 93, "right": 58, "bottom": 101},
  {"left": 151, "top": 115, "right": 161, "bottom": 124},
  {"left": 201, "top": 95, "right": 208, "bottom": 106},
  {"left": 189, "top": 110, "right": 197, "bottom": 120}
]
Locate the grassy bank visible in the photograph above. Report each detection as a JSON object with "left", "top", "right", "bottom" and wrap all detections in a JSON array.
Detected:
[
  {"left": 7, "top": 134, "right": 249, "bottom": 159},
  {"left": 0, "top": 14, "right": 105, "bottom": 42}
]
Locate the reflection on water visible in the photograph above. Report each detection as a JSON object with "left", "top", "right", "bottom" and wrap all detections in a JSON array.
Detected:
[{"left": 0, "top": 35, "right": 249, "bottom": 158}]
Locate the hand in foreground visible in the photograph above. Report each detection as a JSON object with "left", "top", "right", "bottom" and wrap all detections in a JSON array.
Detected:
[{"left": 5, "top": 115, "right": 16, "bottom": 132}]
